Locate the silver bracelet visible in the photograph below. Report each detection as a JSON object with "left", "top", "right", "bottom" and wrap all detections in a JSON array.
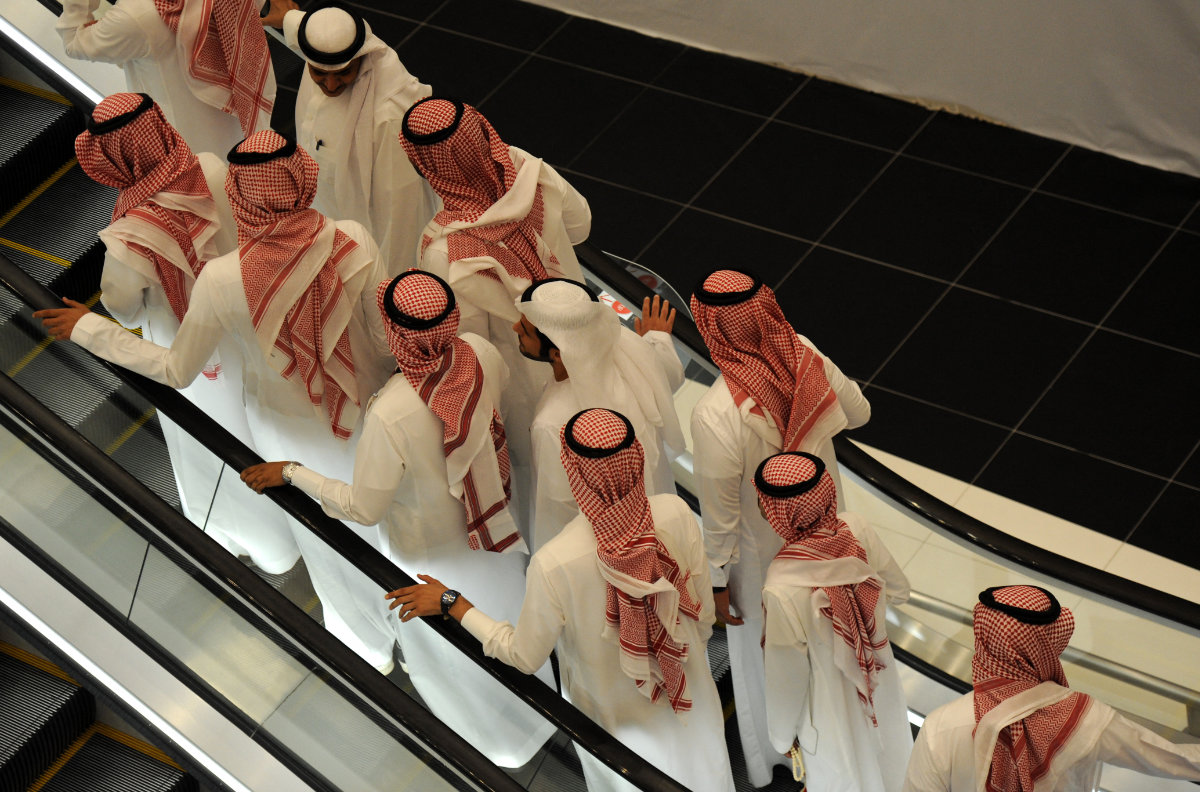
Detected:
[{"left": 281, "top": 461, "right": 299, "bottom": 485}]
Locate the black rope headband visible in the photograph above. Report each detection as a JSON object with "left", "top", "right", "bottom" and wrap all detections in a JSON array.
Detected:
[
  {"left": 978, "top": 586, "right": 1062, "bottom": 625},
  {"left": 297, "top": 2, "right": 366, "bottom": 67},
  {"left": 402, "top": 98, "right": 465, "bottom": 146},
  {"left": 227, "top": 136, "right": 298, "bottom": 165},
  {"left": 564, "top": 410, "right": 636, "bottom": 459},
  {"left": 381, "top": 270, "right": 456, "bottom": 330},
  {"left": 87, "top": 93, "right": 154, "bottom": 135},
  {"left": 753, "top": 452, "right": 826, "bottom": 498},
  {"left": 519, "top": 277, "right": 599, "bottom": 303},
  {"left": 692, "top": 268, "right": 762, "bottom": 306}
]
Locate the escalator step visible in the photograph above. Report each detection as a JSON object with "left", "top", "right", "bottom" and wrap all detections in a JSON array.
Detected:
[
  {"left": 32, "top": 726, "right": 196, "bottom": 792},
  {"left": 0, "top": 80, "right": 81, "bottom": 217},
  {"left": 0, "top": 644, "right": 94, "bottom": 791},
  {"left": 0, "top": 163, "right": 115, "bottom": 274}
]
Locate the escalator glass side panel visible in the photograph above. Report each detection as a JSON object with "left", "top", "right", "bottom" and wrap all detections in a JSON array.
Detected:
[{"left": 0, "top": 393, "right": 507, "bottom": 792}]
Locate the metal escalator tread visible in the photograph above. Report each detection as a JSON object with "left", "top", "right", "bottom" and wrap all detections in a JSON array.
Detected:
[
  {"left": 0, "top": 646, "right": 93, "bottom": 791},
  {"left": 0, "top": 165, "right": 116, "bottom": 270},
  {"left": 35, "top": 728, "right": 197, "bottom": 792},
  {"left": 0, "top": 81, "right": 79, "bottom": 215}
]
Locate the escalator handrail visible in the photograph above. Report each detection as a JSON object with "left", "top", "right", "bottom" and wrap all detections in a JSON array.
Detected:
[
  {"left": 0, "top": 254, "right": 690, "bottom": 792},
  {"left": 573, "top": 244, "right": 1200, "bottom": 635},
  {"left": 0, "top": 366, "right": 524, "bottom": 792}
]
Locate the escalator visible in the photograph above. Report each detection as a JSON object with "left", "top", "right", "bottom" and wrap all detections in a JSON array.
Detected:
[
  {"left": 0, "top": 642, "right": 195, "bottom": 791},
  {"left": 2, "top": 5, "right": 1199, "bottom": 792}
]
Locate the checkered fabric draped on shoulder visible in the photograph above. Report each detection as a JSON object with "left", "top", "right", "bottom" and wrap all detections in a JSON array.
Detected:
[
  {"left": 376, "top": 272, "right": 517, "bottom": 552},
  {"left": 400, "top": 98, "right": 556, "bottom": 283},
  {"left": 228, "top": 131, "right": 360, "bottom": 439},
  {"left": 756, "top": 452, "right": 888, "bottom": 725},
  {"left": 973, "top": 586, "right": 1090, "bottom": 792},
  {"left": 153, "top": 0, "right": 273, "bottom": 135},
  {"left": 76, "top": 93, "right": 214, "bottom": 326},
  {"left": 560, "top": 409, "right": 701, "bottom": 714},
  {"left": 691, "top": 270, "right": 842, "bottom": 453}
]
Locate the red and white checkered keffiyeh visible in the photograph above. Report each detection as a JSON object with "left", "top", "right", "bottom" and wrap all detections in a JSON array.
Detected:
[
  {"left": 376, "top": 270, "right": 521, "bottom": 553},
  {"left": 692, "top": 270, "right": 847, "bottom": 453},
  {"left": 400, "top": 98, "right": 559, "bottom": 284},
  {"left": 153, "top": 0, "right": 274, "bottom": 135},
  {"left": 755, "top": 451, "right": 888, "bottom": 725},
  {"left": 227, "top": 131, "right": 360, "bottom": 439},
  {"left": 973, "top": 586, "right": 1091, "bottom": 792},
  {"left": 77, "top": 93, "right": 223, "bottom": 377},
  {"left": 559, "top": 408, "right": 701, "bottom": 714}
]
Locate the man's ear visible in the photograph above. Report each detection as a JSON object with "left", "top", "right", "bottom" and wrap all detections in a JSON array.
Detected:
[{"left": 548, "top": 347, "right": 562, "bottom": 365}]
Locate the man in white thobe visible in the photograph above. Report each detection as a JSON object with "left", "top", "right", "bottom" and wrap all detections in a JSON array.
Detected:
[
  {"left": 387, "top": 408, "right": 735, "bottom": 792},
  {"left": 904, "top": 585, "right": 1200, "bottom": 792},
  {"left": 689, "top": 267, "right": 871, "bottom": 786},
  {"left": 72, "top": 92, "right": 295, "bottom": 572},
  {"left": 38, "top": 131, "right": 395, "bottom": 668},
  {"left": 279, "top": 3, "right": 435, "bottom": 273},
  {"left": 514, "top": 279, "right": 684, "bottom": 551},
  {"left": 242, "top": 269, "right": 555, "bottom": 768},
  {"left": 58, "top": 0, "right": 275, "bottom": 156},
  {"left": 399, "top": 97, "right": 592, "bottom": 515},
  {"left": 756, "top": 451, "right": 912, "bottom": 792}
]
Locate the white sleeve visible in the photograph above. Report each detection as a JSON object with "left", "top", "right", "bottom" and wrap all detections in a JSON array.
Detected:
[
  {"left": 762, "top": 588, "right": 811, "bottom": 754},
  {"left": 543, "top": 164, "right": 590, "bottom": 244},
  {"left": 691, "top": 401, "right": 744, "bottom": 587},
  {"left": 1096, "top": 711, "right": 1200, "bottom": 781},
  {"left": 460, "top": 552, "right": 564, "bottom": 675},
  {"left": 349, "top": 229, "right": 392, "bottom": 365},
  {"left": 289, "top": 407, "right": 404, "bottom": 526},
  {"left": 99, "top": 249, "right": 152, "bottom": 328},
  {"left": 70, "top": 270, "right": 224, "bottom": 388},
  {"left": 642, "top": 330, "right": 684, "bottom": 391},
  {"left": 853, "top": 519, "right": 911, "bottom": 606},
  {"left": 59, "top": 0, "right": 153, "bottom": 63},
  {"left": 902, "top": 719, "right": 953, "bottom": 792},
  {"left": 822, "top": 352, "right": 870, "bottom": 430}
]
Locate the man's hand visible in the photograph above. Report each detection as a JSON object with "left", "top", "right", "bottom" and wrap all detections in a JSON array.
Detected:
[
  {"left": 33, "top": 298, "right": 92, "bottom": 341},
  {"left": 386, "top": 574, "right": 474, "bottom": 622},
  {"left": 261, "top": 0, "right": 298, "bottom": 29},
  {"left": 241, "top": 462, "right": 290, "bottom": 493},
  {"left": 634, "top": 294, "right": 676, "bottom": 336},
  {"left": 714, "top": 588, "right": 744, "bottom": 626}
]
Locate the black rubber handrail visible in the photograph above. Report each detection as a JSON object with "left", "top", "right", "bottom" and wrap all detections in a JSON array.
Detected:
[
  {"left": 0, "top": 367, "right": 521, "bottom": 792},
  {"left": 0, "top": 257, "right": 689, "bottom": 792},
  {"left": 574, "top": 244, "right": 1200, "bottom": 635}
]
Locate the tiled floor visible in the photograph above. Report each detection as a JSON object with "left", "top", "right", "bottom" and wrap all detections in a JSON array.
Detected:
[{"left": 269, "top": 1, "right": 1200, "bottom": 573}]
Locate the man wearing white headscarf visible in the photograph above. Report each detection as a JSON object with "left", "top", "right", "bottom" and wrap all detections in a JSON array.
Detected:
[
  {"left": 280, "top": 2, "right": 435, "bottom": 272},
  {"left": 58, "top": 0, "right": 276, "bottom": 155},
  {"left": 514, "top": 280, "right": 684, "bottom": 552},
  {"left": 904, "top": 585, "right": 1200, "bottom": 792},
  {"left": 688, "top": 267, "right": 871, "bottom": 787},
  {"left": 386, "top": 408, "right": 734, "bottom": 792}
]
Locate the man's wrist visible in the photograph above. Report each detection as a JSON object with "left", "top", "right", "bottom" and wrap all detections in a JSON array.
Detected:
[{"left": 281, "top": 461, "right": 300, "bottom": 484}]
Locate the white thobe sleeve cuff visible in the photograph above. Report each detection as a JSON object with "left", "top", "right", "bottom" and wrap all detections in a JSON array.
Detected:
[
  {"left": 710, "top": 563, "right": 729, "bottom": 588},
  {"left": 289, "top": 465, "right": 326, "bottom": 498},
  {"left": 58, "top": 0, "right": 97, "bottom": 28},
  {"left": 461, "top": 607, "right": 501, "bottom": 644},
  {"left": 70, "top": 311, "right": 113, "bottom": 347}
]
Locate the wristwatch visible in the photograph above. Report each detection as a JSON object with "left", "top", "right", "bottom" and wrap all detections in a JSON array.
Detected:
[
  {"left": 440, "top": 589, "right": 461, "bottom": 619},
  {"left": 281, "top": 461, "right": 299, "bottom": 485}
]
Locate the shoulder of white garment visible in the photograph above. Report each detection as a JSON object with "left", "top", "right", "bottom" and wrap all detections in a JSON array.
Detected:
[{"left": 536, "top": 512, "right": 596, "bottom": 565}]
